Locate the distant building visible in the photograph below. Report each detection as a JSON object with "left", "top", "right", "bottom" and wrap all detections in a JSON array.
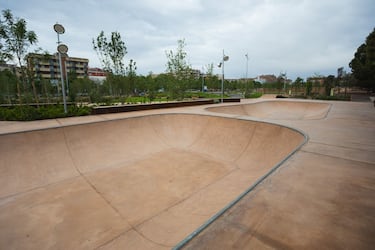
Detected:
[
  {"left": 238, "top": 77, "right": 256, "bottom": 83},
  {"left": 256, "top": 74, "right": 278, "bottom": 83},
  {"left": 307, "top": 76, "right": 325, "bottom": 85},
  {"left": 88, "top": 67, "right": 107, "bottom": 83},
  {"left": 0, "top": 63, "right": 19, "bottom": 74},
  {"left": 152, "top": 69, "right": 202, "bottom": 79},
  {"left": 26, "top": 53, "right": 89, "bottom": 82}
]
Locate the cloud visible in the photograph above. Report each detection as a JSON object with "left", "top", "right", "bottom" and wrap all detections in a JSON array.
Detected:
[{"left": 2, "top": 0, "right": 375, "bottom": 80}]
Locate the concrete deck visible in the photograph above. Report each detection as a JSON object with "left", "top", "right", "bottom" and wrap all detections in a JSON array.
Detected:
[
  {"left": 0, "top": 97, "right": 374, "bottom": 249},
  {"left": 182, "top": 99, "right": 375, "bottom": 249}
]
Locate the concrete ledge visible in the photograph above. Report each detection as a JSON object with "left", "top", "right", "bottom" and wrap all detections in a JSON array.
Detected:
[
  {"left": 222, "top": 98, "right": 241, "bottom": 103},
  {"left": 91, "top": 99, "right": 215, "bottom": 115}
]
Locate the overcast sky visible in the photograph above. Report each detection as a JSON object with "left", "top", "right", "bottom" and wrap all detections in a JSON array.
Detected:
[{"left": 2, "top": 0, "right": 375, "bottom": 80}]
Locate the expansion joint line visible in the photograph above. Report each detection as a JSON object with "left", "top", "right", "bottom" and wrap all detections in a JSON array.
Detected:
[
  {"left": 94, "top": 227, "right": 171, "bottom": 249},
  {"left": 233, "top": 122, "right": 258, "bottom": 162},
  {"left": 61, "top": 126, "right": 170, "bottom": 249},
  {"left": 300, "top": 148, "right": 373, "bottom": 164},
  {"left": 60, "top": 126, "right": 124, "bottom": 220}
]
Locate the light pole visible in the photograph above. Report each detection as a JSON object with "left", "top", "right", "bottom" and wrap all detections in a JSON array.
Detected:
[
  {"left": 201, "top": 66, "right": 205, "bottom": 92},
  {"left": 218, "top": 50, "right": 229, "bottom": 103},
  {"left": 53, "top": 23, "right": 68, "bottom": 113},
  {"left": 245, "top": 53, "right": 249, "bottom": 80},
  {"left": 65, "top": 58, "right": 69, "bottom": 95},
  {"left": 245, "top": 53, "right": 249, "bottom": 96}
]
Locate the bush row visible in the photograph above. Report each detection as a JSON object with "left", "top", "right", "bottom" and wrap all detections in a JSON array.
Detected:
[
  {"left": 245, "top": 92, "right": 263, "bottom": 98},
  {"left": 0, "top": 105, "right": 92, "bottom": 121}
]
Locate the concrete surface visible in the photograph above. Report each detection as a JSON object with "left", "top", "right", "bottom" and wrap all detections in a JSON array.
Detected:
[
  {"left": 181, "top": 100, "right": 375, "bottom": 249},
  {"left": 0, "top": 112, "right": 304, "bottom": 249},
  {"left": 0, "top": 98, "right": 374, "bottom": 250},
  {"left": 206, "top": 100, "right": 331, "bottom": 120}
]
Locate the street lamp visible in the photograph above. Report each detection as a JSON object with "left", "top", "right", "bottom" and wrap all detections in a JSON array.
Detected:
[
  {"left": 245, "top": 53, "right": 249, "bottom": 81},
  {"left": 245, "top": 53, "right": 249, "bottom": 95},
  {"left": 53, "top": 23, "right": 68, "bottom": 113},
  {"left": 218, "top": 50, "right": 229, "bottom": 103},
  {"left": 201, "top": 66, "right": 205, "bottom": 92}
]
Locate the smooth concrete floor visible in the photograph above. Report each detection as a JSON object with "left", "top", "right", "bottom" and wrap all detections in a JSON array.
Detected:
[{"left": 182, "top": 99, "right": 375, "bottom": 249}]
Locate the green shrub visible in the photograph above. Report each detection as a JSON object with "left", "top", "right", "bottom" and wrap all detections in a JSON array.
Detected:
[
  {"left": 245, "top": 92, "right": 263, "bottom": 98},
  {"left": 313, "top": 95, "right": 350, "bottom": 101},
  {"left": 0, "top": 105, "right": 92, "bottom": 121}
]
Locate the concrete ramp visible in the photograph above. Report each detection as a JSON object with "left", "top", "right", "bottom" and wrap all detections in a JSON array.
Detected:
[
  {"left": 207, "top": 101, "right": 331, "bottom": 120},
  {"left": 0, "top": 114, "right": 305, "bottom": 249}
]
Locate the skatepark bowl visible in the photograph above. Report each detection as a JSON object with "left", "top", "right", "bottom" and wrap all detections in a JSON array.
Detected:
[
  {"left": 206, "top": 100, "right": 331, "bottom": 120},
  {"left": 0, "top": 113, "right": 306, "bottom": 249}
]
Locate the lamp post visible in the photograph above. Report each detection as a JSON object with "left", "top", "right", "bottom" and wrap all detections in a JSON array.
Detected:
[
  {"left": 245, "top": 53, "right": 249, "bottom": 96},
  {"left": 53, "top": 23, "right": 68, "bottom": 113},
  {"left": 245, "top": 53, "right": 249, "bottom": 81},
  {"left": 65, "top": 58, "right": 69, "bottom": 95},
  {"left": 201, "top": 66, "right": 205, "bottom": 92},
  {"left": 218, "top": 50, "right": 229, "bottom": 103}
]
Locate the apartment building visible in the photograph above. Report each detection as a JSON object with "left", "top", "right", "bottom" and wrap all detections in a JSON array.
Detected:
[
  {"left": 27, "top": 53, "right": 89, "bottom": 82},
  {"left": 255, "top": 74, "right": 278, "bottom": 83},
  {"left": 88, "top": 67, "right": 107, "bottom": 83},
  {"left": 0, "top": 63, "right": 19, "bottom": 76}
]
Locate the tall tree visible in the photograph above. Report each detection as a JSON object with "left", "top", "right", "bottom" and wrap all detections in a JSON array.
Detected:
[
  {"left": 0, "top": 9, "right": 38, "bottom": 103},
  {"left": 165, "top": 39, "right": 192, "bottom": 99},
  {"left": 349, "top": 28, "right": 375, "bottom": 91},
  {"left": 0, "top": 69, "right": 18, "bottom": 104},
  {"left": 324, "top": 75, "right": 336, "bottom": 96},
  {"left": 165, "top": 39, "right": 192, "bottom": 78},
  {"left": 292, "top": 77, "right": 304, "bottom": 95},
  {"left": 92, "top": 31, "right": 127, "bottom": 75},
  {"left": 126, "top": 59, "right": 137, "bottom": 95}
]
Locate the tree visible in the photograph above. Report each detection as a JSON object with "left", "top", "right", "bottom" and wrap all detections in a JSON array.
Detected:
[
  {"left": 293, "top": 77, "right": 304, "bottom": 94},
  {"left": 324, "top": 75, "right": 335, "bottom": 96},
  {"left": 294, "top": 77, "right": 304, "bottom": 86},
  {"left": 92, "top": 31, "right": 127, "bottom": 96},
  {"left": 166, "top": 39, "right": 191, "bottom": 77},
  {"left": 165, "top": 39, "right": 192, "bottom": 99},
  {"left": 349, "top": 28, "right": 375, "bottom": 91},
  {"left": 0, "top": 69, "right": 18, "bottom": 104},
  {"left": 276, "top": 74, "right": 286, "bottom": 93},
  {"left": 126, "top": 59, "right": 137, "bottom": 95},
  {"left": 92, "top": 31, "right": 127, "bottom": 75},
  {"left": 0, "top": 9, "right": 38, "bottom": 103},
  {"left": 203, "top": 63, "right": 219, "bottom": 91},
  {"left": 306, "top": 81, "right": 313, "bottom": 96}
]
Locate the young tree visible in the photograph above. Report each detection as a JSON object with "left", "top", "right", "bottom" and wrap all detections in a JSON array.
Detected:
[
  {"left": 276, "top": 74, "right": 286, "bottom": 94},
  {"left": 293, "top": 77, "right": 304, "bottom": 94},
  {"left": 0, "top": 9, "right": 38, "bottom": 103},
  {"left": 165, "top": 39, "right": 191, "bottom": 77},
  {"left": 165, "top": 39, "right": 192, "bottom": 99},
  {"left": 92, "top": 31, "right": 127, "bottom": 75},
  {"left": 126, "top": 59, "right": 137, "bottom": 95},
  {"left": 306, "top": 81, "right": 313, "bottom": 96},
  {"left": 324, "top": 75, "right": 335, "bottom": 96}
]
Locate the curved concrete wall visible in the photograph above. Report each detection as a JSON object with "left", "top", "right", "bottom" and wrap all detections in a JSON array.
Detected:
[
  {"left": 207, "top": 101, "right": 331, "bottom": 120},
  {"left": 0, "top": 114, "right": 306, "bottom": 249},
  {"left": 0, "top": 114, "right": 305, "bottom": 199}
]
